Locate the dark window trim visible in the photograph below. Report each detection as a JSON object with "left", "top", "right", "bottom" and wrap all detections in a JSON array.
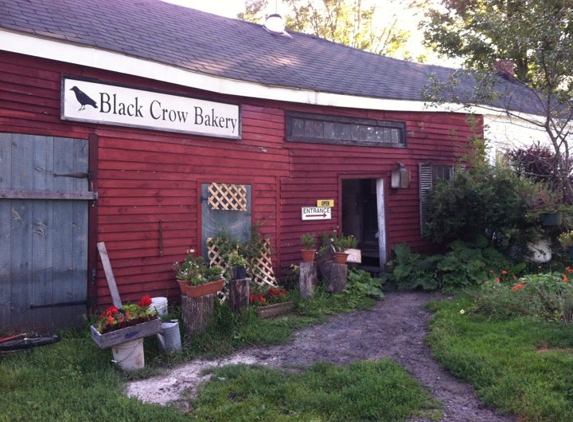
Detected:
[{"left": 286, "top": 111, "right": 407, "bottom": 148}]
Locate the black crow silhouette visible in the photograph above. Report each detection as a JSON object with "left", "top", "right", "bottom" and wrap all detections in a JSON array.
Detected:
[{"left": 70, "top": 86, "right": 97, "bottom": 111}]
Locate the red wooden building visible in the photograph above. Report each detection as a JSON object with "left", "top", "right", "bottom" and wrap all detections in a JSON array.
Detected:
[{"left": 0, "top": 0, "right": 484, "bottom": 328}]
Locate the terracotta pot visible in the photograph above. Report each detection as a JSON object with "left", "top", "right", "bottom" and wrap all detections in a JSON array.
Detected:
[
  {"left": 334, "top": 251, "right": 349, "bottom": 264},
  {"left": 178, "top": 279, "right": 224, "bottom": 298},
  {"left": 301, "top": 249, "right": 316, "bottom": 263}
]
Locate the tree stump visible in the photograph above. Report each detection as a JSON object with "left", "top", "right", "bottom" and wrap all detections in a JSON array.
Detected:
[
  {"left": 299, "top": 262, "right": 318, "bottom": 299},
  {"left": 229, "top": 278, "right": 250, "bottom": 312},
  {"left": 326, "top": 262, "right": 347, "bottom": 293},
  {"left": 181, "top": 294, "right": 215, "bottom": 336}
]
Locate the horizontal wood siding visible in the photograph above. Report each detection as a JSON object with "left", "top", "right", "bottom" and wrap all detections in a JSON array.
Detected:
[
  {"left": 0, "top": 51, "right": 289, "bottom": 307},
  {"left": 279, "top": 106, "right": 480, "bottom": 263},
  {"left": 1, "top": 50, "right": 481, "bottom": 308}
]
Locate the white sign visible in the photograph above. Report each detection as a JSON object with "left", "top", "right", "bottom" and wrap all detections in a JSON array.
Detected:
[
  {"left": 61, "top": 78, "right": 240, "bottom": 139},
  {"left": 301, "top": 207, "right": 331, "bottom": 220}
]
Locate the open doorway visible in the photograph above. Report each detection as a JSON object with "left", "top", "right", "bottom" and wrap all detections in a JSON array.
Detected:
[{"left": 341, "top": 178, "right": 386, "bottom": 271}]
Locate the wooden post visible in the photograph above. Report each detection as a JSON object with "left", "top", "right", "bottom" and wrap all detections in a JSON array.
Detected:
[
  {"left": 299, "top": 262, "right": 318, "bottom": 299},
  {"left": 229, "top": 278, "right": 250, "bottom": 312},
  {"left": 181, "top": 294, "right": 215, "bottom": 336},
  {"left": 326, "top": 262, "right": 348, "bottom": 293}
]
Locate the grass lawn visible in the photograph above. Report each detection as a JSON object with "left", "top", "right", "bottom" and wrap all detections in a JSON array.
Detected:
[
  {"left": 0, "top": 286, "right": 440, "bottom": 421},
  {"left": 426, "top": 295, "right": 573, "bottom": 422}
]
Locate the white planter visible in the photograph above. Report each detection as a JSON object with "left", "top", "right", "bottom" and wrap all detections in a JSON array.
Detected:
[{"left": 527, "top": 239, "right": 552, "bottom": 263}]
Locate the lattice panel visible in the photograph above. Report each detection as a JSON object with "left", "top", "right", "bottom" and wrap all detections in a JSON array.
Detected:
[
  {"left": 206, "top": 237, "right": 277, "bottom": 302},
  {"left": 208, "top": 183, "right": 247, "bottom": 211},
  {"left": 249, "top": 239, "right": 278, "bottom": 288},
  {"left": 206, "top": 238, "right": 230, "bottom": 303}
]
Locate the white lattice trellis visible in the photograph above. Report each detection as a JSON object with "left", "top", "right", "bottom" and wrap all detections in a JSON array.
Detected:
[
  {"left": 206, "top": 237, "right": 277, "bottom": 303},
  {"left": 208, "top": 183, "right": 247, "bottom": 211},
  {"left": 206, "top": 238, "right": 230, "bottom": 303},
  {"left": 248, "top": 239, "right": 277, "bottom": 289}
]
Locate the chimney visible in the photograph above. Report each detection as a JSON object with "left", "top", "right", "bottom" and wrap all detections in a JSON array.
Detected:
[{"left": 494, "top": 59, "right": 515, "bottom": 79}]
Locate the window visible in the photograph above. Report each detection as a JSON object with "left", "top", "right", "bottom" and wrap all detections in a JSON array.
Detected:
[
  {"left": 286, "top": 111, "right": 406, "bottom": 147},
  {"left": 419, "top": 163, "right": 457, "bottom": 236}
]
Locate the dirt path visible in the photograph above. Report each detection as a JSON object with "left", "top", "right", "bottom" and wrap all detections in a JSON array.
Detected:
[{"left": 127, "top": 291, "right": 515, "bottom": 422}]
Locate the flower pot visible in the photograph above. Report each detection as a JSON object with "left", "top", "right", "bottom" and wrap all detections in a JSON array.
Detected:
[
  {"left": 178, "top": 279, "right": 224, "bottom": 298},
  {"left": 90, "top": 317, "right": 162, "bottom": 349},
  {"left": 301, "top": 249, "right": 316, "bottom": 263},
  {"left": 526, "top": 239, "right": 552, "bottom": 263},
  {"left": 231, "top": 265, "right": 248, "bottom": 280},
  {"left": 541, "top": 212, "right": 562, "bottom": 226},
  {"left": 334, "top": 251, "right": 349, "bottom": 264},
  {"left": 256, "top": 302, "right": 294, "bottom": 319}
]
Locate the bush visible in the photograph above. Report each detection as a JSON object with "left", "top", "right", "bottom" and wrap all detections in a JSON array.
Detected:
[{"left": 424, "top": 164, "right": 550, "bottom": 256}]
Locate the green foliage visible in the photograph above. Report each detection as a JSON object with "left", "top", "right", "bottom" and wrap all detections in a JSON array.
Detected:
[
  {"left": 421, "top": 0, "right": 573, "bottom": 202},
  {"left": 427, "top": 295, "right": 573, "bottom": 421},
  {"left": 385, "top": 241, "right": 525, "bottom": 291},
  {"left": 172, "top": 254, "right": 223, "bottom": 285},
  {"left": 384, "top": 243, "right": 441, "bottom": 291},
  {"left": 300, "top": 233, "right": 317, "bottom": 250},
  {"left": 424, "top": 164, "right": 550, "bottom": 255},
  {"left": 346, "top": 268, "right": 385, "bottom": 300},
  {"left": 193, "top": 361, "right": 442, "bottom": 421},
  {"left": 470, "top": 267, "right": 573, "bottom": 323}
]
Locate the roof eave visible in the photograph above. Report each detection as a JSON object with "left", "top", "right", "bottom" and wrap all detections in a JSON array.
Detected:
[{"left": 1, "top": 29, "right": 485, "bottom": 115}]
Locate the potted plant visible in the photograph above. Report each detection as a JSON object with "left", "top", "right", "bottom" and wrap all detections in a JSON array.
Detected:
[
  {"left": 249, "top": 286, "right": 293, "bottom": 319},
  {"left": 332, "top": 234, "right": 358, "bottom": 264},
  {"left": 226, "top": 249, "right": 249, "bottom": 280},
  {"left": 173, "top": 253, "right": 224, "bottom": 297},
  {"left": 90, "top": 294, "right": 161, "bottom": 370},
  {"left": 300, "top": 233, "right": 317, "bottom": 262}
]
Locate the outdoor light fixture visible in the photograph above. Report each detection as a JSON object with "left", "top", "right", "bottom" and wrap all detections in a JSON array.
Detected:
[{"left": 391, "top": 162, "right": 410, "bottom": 189}]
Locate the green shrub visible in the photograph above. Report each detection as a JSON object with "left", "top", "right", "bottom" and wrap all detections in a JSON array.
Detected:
[{"left": 424, "top": 164, "right": 548, "bottom": 256}]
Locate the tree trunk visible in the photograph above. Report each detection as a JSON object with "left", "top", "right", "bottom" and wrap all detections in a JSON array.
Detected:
[
  {"left": 181, "top": 294, "right": 215, "bottom": 336},
  {"left": 299, "top": 262, "right": 318, "bottom": 299},
  {"left": 229, "top": 278, "right": 250, "bottom": 312},
  {"left": 326, "top": 262, "right": 348, "bottom": 293}
]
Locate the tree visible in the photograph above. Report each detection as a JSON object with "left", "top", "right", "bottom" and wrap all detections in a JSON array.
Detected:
[
  {"left": 421, "top": 0, "right": 573, "bottom": 201},
  {"left": 239, "top": 0, "right": 422, "bottom": 59}
]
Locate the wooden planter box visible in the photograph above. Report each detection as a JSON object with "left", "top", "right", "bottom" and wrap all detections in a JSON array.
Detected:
[
  {"left": 178, "top": 279, "right": 224, "bottom": 298},
  {"left": 90, "top": 318, "right": 162, "bottom": 349},
  {"left": 256, "top": 302, "right": 294, "bottom": 319}
]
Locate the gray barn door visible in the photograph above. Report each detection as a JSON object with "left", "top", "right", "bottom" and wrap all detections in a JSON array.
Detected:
[{"left": 0, "top": 134, "right": 92, "bottom": 330}]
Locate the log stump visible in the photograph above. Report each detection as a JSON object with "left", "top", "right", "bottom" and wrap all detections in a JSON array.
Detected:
[
  {"left": 181, "top": 294, "right": 215, "bottom": 336},
  {"left": 229, "top": 278, "right": 250, "bottom": 312},
  {"left": 299, "top": 262, "right": 318, "bottom": 299},
  {"left": 326, "top": 262, "right": 348, "bottom": 293}
]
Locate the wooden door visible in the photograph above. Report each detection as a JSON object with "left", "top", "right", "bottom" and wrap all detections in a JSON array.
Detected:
[{"left": 0, "top": 134, "right": 93, "bottom": 330}]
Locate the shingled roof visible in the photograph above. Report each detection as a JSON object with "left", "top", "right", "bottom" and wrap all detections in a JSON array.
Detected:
[{"left": 0, "top": 0, "right": 539, "bottom": 114}]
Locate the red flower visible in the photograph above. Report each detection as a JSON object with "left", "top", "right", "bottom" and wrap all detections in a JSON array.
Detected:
[
  {"left": 512, "top": 284, "right": 525, "bottom": 292},
  {"left": 139, "top": 294, "right": 152, "bottom": 307},
  {"left": 501, "top": 270, "right": 508, "bottom": 275}
]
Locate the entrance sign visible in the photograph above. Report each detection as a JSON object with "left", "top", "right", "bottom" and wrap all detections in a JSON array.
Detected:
[
  {"left": 301, "top": 207, "right": 331, "bottom": 220},
  {"left": 61, "top": 78, "right": 240, "bottom": 139}
]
